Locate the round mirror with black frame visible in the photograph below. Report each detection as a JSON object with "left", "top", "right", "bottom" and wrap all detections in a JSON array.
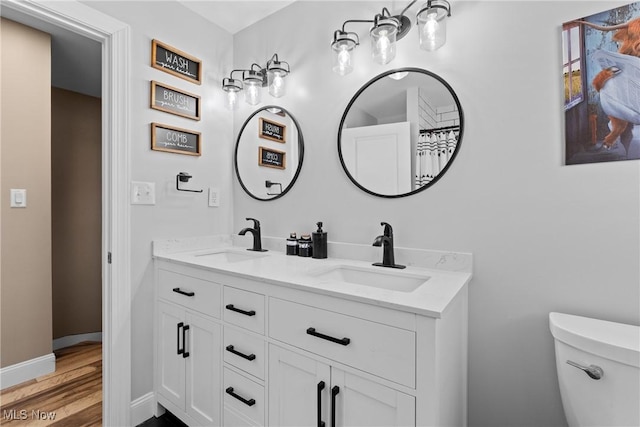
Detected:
[
  {"left": 338, "top": 67, "right": 464, "bottom": 198},
  {"left": 235, "top": 106, "right": 304, "bottom": 201}
]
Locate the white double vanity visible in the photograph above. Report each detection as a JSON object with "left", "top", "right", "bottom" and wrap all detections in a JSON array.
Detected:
[{"left": 153, "top": 236, "right": 471, "bottom": 427}]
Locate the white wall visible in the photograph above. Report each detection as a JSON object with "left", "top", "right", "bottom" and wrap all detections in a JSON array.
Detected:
[
  {"left": 233, "top": 2, "right": 640, "bottom": 426},
  {"left": 83, "top": 1, "right": 234, "bottom": 400}
]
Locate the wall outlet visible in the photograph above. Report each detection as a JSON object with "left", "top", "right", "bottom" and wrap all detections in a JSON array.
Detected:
[
  {"left": 131, "top": 181, "right": 156, "bottom": 205},
  {"left": 208, "top": 187, "right": 220, "bottom": 207}
]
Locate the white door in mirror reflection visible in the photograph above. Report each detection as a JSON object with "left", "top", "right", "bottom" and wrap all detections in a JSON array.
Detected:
[{"left": 342, "top": 122, "right": 412, "bottom": 195}]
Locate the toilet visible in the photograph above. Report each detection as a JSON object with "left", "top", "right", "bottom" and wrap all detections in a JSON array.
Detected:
[{"left": 549, "top": 312, "right": 640, "bottom": 427}]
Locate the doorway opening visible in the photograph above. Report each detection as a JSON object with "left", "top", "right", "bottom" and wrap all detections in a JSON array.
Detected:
[{"left": 0, "top": 1, "right": 131, "bottom": 425}]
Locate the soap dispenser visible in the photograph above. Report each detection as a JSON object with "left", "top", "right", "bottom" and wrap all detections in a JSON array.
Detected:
[{"left": 312, "top": 222, "right": 327, "bottom": 259}]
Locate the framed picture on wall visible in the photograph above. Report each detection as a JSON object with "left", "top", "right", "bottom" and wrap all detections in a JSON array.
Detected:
[
  {"left": 151, "top": 123, "right": 201, "bottom": 156},
  {"left": 258, "top": 146, "right": 286, "bottom": 169},
  {"left": 150, "top": 81, "right": 201, "bottom": 121},
  {"left": 563, "top": 2, "right": 640, "bottom": 164},
  {"left": 258, "top": 117, "right": 286, "bottom": 143},
  {"left": 151, "top": 39, "right": 202, "bottom": 85}
]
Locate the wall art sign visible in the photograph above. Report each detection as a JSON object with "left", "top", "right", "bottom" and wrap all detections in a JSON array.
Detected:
[
  {"left": 151, "top": 123, "right": 201, "bottom": 156},
  {"left": 259, "top": 117, "right": 286, "bottom": 143},
  {"left": 563, "top": 2, "right": 640, "bottom": 165},
  {"left": 150, "top": 81, "right": 201, "bottom": 121},
  {"left": 258, "top": 146, "right": 286, "bottom": 169},
  {"left": 151, "top": 39, "right": 202, "bottom": 85}
]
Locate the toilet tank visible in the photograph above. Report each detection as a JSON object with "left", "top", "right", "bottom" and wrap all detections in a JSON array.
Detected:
[{"left": 549, "top": 312, "right": 640, "bottom": 427}]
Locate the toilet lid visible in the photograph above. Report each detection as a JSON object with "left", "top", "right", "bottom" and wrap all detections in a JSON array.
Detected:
[{"left": 549, "top": 312, "right": 640, "bottom": 368}]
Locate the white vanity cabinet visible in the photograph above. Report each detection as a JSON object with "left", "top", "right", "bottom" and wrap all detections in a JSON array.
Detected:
[
  {"left": 268, "top": 297, "right": 417, "bottom": 426},
  {"left": 222, "top": 286, "right": 267, "bottom": 427},
  {"left": 154, "top": 256, "right": 469, "bottom": 427},
  {"left": 155, "top": 267, "right": 222, "bottom": 426},
  {"left": 269, "top": 345, "right": 414, "bottom": 427}
]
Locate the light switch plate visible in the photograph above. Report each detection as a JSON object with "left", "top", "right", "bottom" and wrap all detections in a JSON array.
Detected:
[
  {"left": 10, "top": 189, "right": 27, "bottom": 208},
  {"left": 208, "top": 187, "right": 220, "bottom": 207},
  {"left": 131, "top": 181, "right": 156, "bottom": 205}
]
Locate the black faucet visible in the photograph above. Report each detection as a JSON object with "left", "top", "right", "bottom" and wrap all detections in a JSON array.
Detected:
[
  {"left": 372, "top": 222, "right": 405, "bottom": 269},
  {"left": 238, "top": 218, "right": 268, "bottom": 252}
]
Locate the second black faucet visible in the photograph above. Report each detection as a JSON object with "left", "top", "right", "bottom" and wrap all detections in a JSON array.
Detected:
[
  {"left": 372, "top": 222, "right": 405, "bottom": 269},
  {"left": 239, "top": 218, "right": 267, "bottom": 252}
]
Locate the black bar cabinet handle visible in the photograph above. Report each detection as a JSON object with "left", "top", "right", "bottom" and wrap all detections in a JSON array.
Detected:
[
  {"left": 182, "top": 324, "right": 190, "bottom": 358},
  {"left": 177, "top": 322, "right": 184, "bottom": 355},
  {"left": 226, "top": 304, "right": 256, "bottom": 317},
  {"left": 317, "top": 381, "right": 326, "bottom": 427},
  {"left": 306, "top": 327, "right": 351, "bottom": 346},
  {"left": 226, "top": 387, "right": 256, "bottom": 407},
  {"left": 226, "top": 345, "right": 256, "bottom": 361},
  {"left": 173, "top": 287, "right": 195, "bottom": 297},
  {"left": 331, "top": 385, "right": 340, "bottom": 427}
]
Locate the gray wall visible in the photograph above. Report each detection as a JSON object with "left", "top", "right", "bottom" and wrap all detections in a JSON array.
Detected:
[
  {"left": 232, "top": 2, "right": 640, "bottom": 426},
  {"left": 83, "top": 1, "right": 235, "bottom": 400}
]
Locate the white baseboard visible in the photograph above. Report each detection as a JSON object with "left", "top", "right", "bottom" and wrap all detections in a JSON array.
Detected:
[
  {"left": 0, "top": 353, "right": 55, "bottom": 390},
  {"left": 52, "top": 332, "right": 103, "bottom": 351},
  {"left": 131, "top": 392, "right": 156, "bottom": 426}
]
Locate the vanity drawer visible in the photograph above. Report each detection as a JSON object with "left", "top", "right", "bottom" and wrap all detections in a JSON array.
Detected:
[
  {"left": 224, "top": 326, "right": 266, "bottom": 380},
  {"left": 223, "top": 367, "right": 265, "bottom": 426},
  {"left": 269, "top": 297, "right": 416, "bottom": 388},
  {"left": 157, "top": 269, "right": 221, "bottom": 318},
  {"left": 223, "top": 287, "right": 265, "bottom": 334}
]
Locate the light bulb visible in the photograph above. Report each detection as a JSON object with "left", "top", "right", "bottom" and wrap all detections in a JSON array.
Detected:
[
  {"left": 376, "top": 31, "right": 391, "bottom": 63},
  {"left": 244, "top": 82, "right": 261, "bottom": 105},
  {"left": 338, "top": 48, "right": 351, "bottom": 71},
  {"left": 268, "top": 73, "right": 285, "bottom": 97},
  {"left": 331, "top": 32, "right": 357, "bottom": 75},
  {"left": 370, "top": 23, "right": 397, "bottom": 65},
  {"left": 424, "top": 14, "right": 439, "bottom": 41},
  {"left": 418, "top": 5, "right": 448, "bottom": 51},
  {"left": 225, "top": 90, "right": 238, "bottom": 110},
  {"left": 333, "top": 45, "right": 354, "bottom": 75}
]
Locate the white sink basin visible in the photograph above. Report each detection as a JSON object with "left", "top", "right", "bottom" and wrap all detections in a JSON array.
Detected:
[
  {"left": 194, "top": 249, "right": 268, "bottom": 263},
  {"left": 310, "top": 265, "right": 430, "bottom": 292}
]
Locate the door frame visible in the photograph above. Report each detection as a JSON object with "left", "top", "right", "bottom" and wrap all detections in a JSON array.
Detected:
[{"left": 2, "top": 1, "right": 132, "bottom": 425}]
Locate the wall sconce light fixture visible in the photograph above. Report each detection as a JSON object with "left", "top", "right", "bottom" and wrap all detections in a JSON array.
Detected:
[
  {"left": 331, "top": 0, "right": 451, "bottom": 75},
  {"left": 417, "top": 0, "right": 451, "bottom": 51},
  {"left": 222, "top": 53, "right": 290, "bottom": 110}
]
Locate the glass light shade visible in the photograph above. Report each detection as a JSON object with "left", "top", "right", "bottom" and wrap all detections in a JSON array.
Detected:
[
  {"left": 417, "top": 1, "right": 449, "bottom": 51},
  {"left": 370, "top": 21, "right": 398, "bottom": 65},
  {"left": 243, "top": 70, "right": 263, "bottom": 105},
  {"left": 331, "top": 34, "right": 358, "bottom": 75},
  {"left": 267, "top": 70, "right": 287, "bottom": 98},
  {"left": 225, "top": 90, "right": 239, "bottom": 110},
  {"left": 244, "top": 81, "right": 262, "bottom": 105},
  {"left": 266, "top": 58, "right": 289, "bottom": 98},
  {"left": 222, "top": 77, "right": 242, "bottom": 110}
]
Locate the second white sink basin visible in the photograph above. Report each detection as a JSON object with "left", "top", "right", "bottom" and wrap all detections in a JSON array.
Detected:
[
  {"left": 310, "top": 264, "right": 430, "bottom": 292},
  {"left": 194, "top": 249, "right": 268, "bottom": 263}
]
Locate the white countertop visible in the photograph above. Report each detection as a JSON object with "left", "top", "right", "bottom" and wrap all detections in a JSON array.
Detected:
[{"left": 154, "top": 242, "right": 471, "bottom": 318}]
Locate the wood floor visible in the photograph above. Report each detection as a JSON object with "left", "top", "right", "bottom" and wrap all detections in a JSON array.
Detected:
[{"left": 0, "top": 342, "right": 102, "bottom": 426}]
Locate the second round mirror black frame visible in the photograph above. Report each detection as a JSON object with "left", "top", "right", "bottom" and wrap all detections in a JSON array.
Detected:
[
  {"left": 235, "top": 105, "right": 305, "bottom": 201},
  {"left": 337, "top": 67, "right": 464, "bottom": 198}
]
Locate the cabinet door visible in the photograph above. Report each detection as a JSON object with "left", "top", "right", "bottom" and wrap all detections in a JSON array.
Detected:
[
  {"left": 332, "top": 369, "right": 415, "bottom": 427},
  {"left": 157, "top": 301, "right": 186, "bottom": 409},
  {"left": 185, "top": 312, "right": 221, "bottom": 426},
  {"left": 269, "top": 345, "right": 330, "bottom": 427}
]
